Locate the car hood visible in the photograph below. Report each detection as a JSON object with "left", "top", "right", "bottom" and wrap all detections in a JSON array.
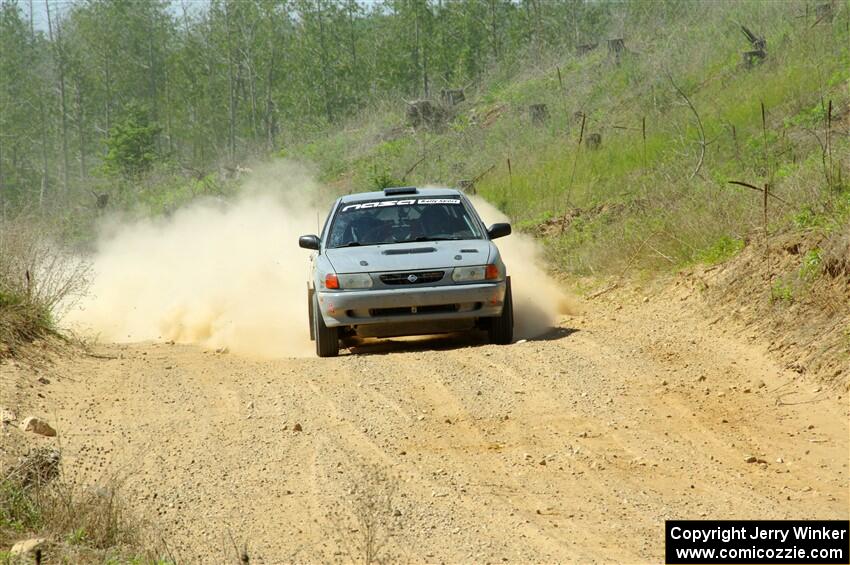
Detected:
[{"left": 324, "top": 240, "right": 493, "bottom": 273}]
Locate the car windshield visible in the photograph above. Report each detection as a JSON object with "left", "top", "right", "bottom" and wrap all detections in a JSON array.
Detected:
[{"left": 328, "top": 197, "right": 484, "bottom": 248}]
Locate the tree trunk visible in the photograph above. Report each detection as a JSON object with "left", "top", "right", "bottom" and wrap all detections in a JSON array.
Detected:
[
  {"left": 164, "top": 65, "right": 174, "bottom": 154},
  {"left": 420, "top": 0, "right": 429, "bottom": 98},
  {"left": 0, "top": 133, "right": 4, "bottom": 200},
  {"left": 224, "top": 0, "right": 237, "bottom": 162},
  {"left": 75, "top": 78, "right": 86, "bottom": 179},
  {"left": 104, "top": 57, "right": 112, "bottom": 134},
  {"left": 31, "top": 0, "right": 49, "bottom": 201},
  {"left": 46, "top": 0, "right": 70, "bottom": 195},
  {"left": 489, "top": 0, "right": 500, "bottom": 59},
  {"left": 147, "top": 34, "right": 158, "bottom": 122},
  {"left": 264, "top": 20, "right": 279, "bottom": 151},
  {"left": 316, "top": 0, "right": 333, "bottom": 122},
  {"left": 413, "top": 3, "right": 421, "bottom": 96},
  {"left": 248, "top": 62, "right": 258, "bottom": 142},
  {"left": 347, "top": 1, "right": 358, "bottom": 83}
]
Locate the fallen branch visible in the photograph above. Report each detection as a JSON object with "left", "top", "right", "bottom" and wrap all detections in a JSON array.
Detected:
[
  {"left": 587, "top": 282, "right": 619, "bottom": 299},
  {"left": 646, "top": 242, "right": 675, "bottom": 264},
  {"left": 459, "top": 164, "right": 495, "bottom": 194},
  {"left": 85, "top": 352, "right": 118, "bottom": 360},
  {"left": 727, "top": 180, "right": 789, "bottom": 205},
  {"left": 667, "top": 72, "right": 706, "bottom": 180},
  {"left": 587, "top": 229, "right": 662, "bottom": 300},
  {"left": 401, "top": 154, "right": 428, "bottom": 182},
  {"left": 561, "top": 113, "right": 587, "bottom": 233}
]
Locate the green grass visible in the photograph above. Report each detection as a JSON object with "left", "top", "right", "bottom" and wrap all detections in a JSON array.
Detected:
[
  {"left": 694, "top": 236, "right": 746, "bottom": 266},
  {"left": 770, "top": 279, "right": 795, "bottom": 303},
  {"left": 0, "top": 478, "right": 42, "bottom": 534},
  {"left": 799, "top": 248, "right": 823, "bottom": 281}
]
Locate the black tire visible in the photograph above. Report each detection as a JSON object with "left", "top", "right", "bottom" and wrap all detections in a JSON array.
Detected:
[
  {"left": 312, "top": 293, "right": 339, "bottom": 357},
  {"left": 488, "top": 277, "right": 514, "bottom": 345},
  {"left": 307, "top": 289, "right": 315, "bottom": 341}
]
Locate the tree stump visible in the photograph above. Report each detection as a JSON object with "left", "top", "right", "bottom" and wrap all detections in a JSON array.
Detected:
[
  {"left": 585, "top": 133, "right": 602, "bottom": 150},
  {"left": 740, "top": 25, "right": 766, "bottom": 51},
  {"left": 406, "top": 100, "right": 445, "bottom": 128},
  {"left": 440, "top": 89, "right": 465, "bottom": 106},
  {"left": 739, "top": 25, "right": 767, "bottom": 69},
  {"left": 529, "top": 104, "right": 549, "bottom": 125},
  {"left": 815, "top": 3, "right": 833, "bottom": 22},
  {"left": 607, "top": 38, "right": 626, "bottom": 64},
  {"left": 742, "top": 49, "right": 766, "bottom": 68},
  {"left": 576, "top": 43, "right": 598, "bottom": 56},
  {"left": 607, "top": 38, "right": 625, "bottom": 55},
  {"left": 91, "top": 191, "right": 109, "bottom": 210}
]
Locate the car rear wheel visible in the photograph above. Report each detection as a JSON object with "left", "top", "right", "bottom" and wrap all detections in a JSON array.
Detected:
[
  {"left": 488, "top": 277, "right": 513, "bottom": 345},
  {"left": 312, "top": 293, "right": 339, "bottom": 357}
]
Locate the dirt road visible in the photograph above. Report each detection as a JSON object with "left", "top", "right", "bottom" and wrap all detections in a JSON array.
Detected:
[{"left": 38, "top": 291, "right": 848, "bottom": 563}]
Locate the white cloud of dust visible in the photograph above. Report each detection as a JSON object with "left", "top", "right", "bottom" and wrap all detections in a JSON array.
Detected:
[
  {"left": 66, "top": 162, "right": 321, "bottom": 358},
  {"left": 469, "top": 195, "right": 579, "bottom": 339}
]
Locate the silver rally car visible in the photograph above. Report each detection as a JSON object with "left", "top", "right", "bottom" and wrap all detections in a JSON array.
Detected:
[{"left": 299, "top": 186, "right": 513, "bottom": 357}]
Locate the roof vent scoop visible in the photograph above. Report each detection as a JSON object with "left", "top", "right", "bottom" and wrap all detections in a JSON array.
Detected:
[{"left": 383, "top": 186, "right": 419, "bottom": 196}]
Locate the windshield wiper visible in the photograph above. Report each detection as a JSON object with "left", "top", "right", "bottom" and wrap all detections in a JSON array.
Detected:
[
  {"left": 401, "top": 236, "right": 464, "bottom": 243},
  {"left": 336, "top": 241, "right": 395, "bottom": 248},
  {"left": 336, "top": 237, "right": 463, "bottom": 248}
]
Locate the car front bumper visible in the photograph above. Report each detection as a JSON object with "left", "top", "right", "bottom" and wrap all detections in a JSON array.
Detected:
[{"left": 317, "top": 281, "right": 506, "bottom": 327}]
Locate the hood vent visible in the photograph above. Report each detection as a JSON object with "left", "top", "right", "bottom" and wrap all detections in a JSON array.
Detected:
[{"left": 382, "top": 247, "right": 436, "bottom": 255}]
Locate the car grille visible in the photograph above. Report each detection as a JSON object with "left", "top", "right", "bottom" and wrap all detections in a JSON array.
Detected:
[{"left": 379, "top": 271, "right": 444, "bottom": 285}]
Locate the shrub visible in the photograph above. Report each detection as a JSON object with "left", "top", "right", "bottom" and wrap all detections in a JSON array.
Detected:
[
  {"left": 1, "top": 448, "right": 151, "bottom": 562},
  {"left": 0, "top": 215, "right": 90, "bottom": 356},
  {"left": 770, "top": 279, "right": 794, "bottom": 303}
]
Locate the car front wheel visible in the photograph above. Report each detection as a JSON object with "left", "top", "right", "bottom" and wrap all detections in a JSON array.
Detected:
[
  {"left": 307, "top": 289, "right": 315, "bottom": 341},
  {"left": 312, "top": 293, "right": 340, "bottom": 357},
  {"left": 488, "top": 277, "right": 513, "bottom": 345}
]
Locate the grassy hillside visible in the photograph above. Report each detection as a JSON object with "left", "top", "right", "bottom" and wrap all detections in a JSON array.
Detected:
[{"left": 289, "top": 0, "right": 849, "bottom": 279}]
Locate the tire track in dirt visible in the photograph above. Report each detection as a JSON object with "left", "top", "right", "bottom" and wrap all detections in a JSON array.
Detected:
[
  {"left": 387, "top": 349, "right": 593, "bottom": 561},
  {"left": 303, "top": 356, "right": 592, "bottom": 562}
]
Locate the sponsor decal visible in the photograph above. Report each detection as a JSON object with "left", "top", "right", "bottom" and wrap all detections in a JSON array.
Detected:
[{"left": 340, "top": 198, "right": 461, "bottom": 212}]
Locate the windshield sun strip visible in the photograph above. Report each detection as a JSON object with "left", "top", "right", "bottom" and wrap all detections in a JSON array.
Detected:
[{"left": 326, "top": 198, "right": 483, "bottom": 249}]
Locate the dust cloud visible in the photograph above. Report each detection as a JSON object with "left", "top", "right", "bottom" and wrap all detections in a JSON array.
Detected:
[
  {"left": 67, "top": 168, "right": 575, "bottom": 358},
  {"left": 469, "top": 196, "right": 579, "bottom": 339},
  {"left": 66, "top": 162, "right": 321, "bottom": 358}
]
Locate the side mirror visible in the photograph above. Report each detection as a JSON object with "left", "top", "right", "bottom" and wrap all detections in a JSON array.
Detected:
[
  {"left": 486, "top": 223, "right": 511, "bottom": 240},
  {"left": 299, "top": 234, "right": 321, "bottom": 250}
]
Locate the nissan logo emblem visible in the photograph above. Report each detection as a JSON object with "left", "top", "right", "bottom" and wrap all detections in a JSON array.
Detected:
[{"left": 407, "top": 274, "right": 418, "bottom": 283}]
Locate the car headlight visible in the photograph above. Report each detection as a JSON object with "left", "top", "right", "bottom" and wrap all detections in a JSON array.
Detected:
[
  {"left": 452, "top": 264, "right": 501, "bottom": 282},
  {"left": 337, "top": 273, "right": 373, "bottom": 289}
]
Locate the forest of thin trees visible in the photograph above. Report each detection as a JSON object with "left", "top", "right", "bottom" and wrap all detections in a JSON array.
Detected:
[{"left": 0, "top": 0, "right": 623, "bottom": 209}]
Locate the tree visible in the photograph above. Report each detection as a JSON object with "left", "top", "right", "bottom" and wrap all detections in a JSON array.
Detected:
[{"left": 103, "top": 103, "right": 161, "bottom": 178}]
